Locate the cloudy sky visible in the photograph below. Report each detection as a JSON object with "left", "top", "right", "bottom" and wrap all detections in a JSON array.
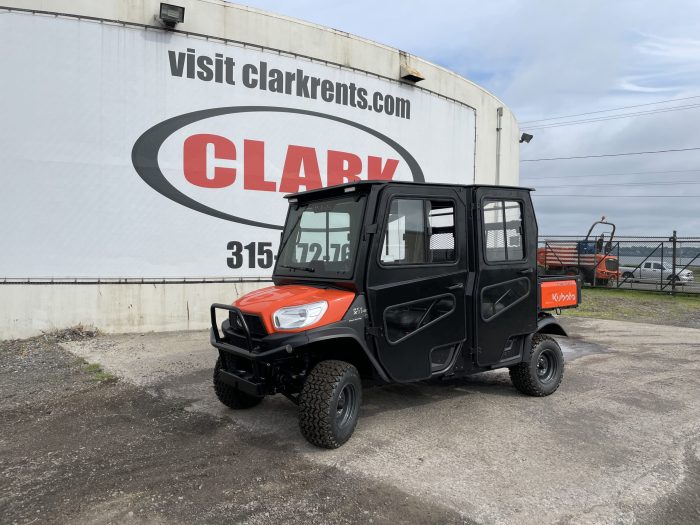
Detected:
[{"left": 238, "top": 0, "right": 700, "bottom": 236}]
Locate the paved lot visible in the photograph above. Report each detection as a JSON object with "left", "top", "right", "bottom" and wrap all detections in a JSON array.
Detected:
[{"left": 2, "top": 318, "right": 699, "bottom": 524}]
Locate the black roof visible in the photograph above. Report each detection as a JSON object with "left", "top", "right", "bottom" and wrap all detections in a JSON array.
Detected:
[{"left": 284, "top": 180, "right": 534, "bottom": 199}]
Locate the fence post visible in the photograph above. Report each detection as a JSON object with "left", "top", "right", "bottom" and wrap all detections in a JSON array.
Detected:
[{"left": 671, "top": 230, "right": 677, "bottom": 295}]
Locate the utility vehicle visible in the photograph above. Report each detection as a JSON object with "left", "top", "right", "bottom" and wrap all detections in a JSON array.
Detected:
[
  {"left": 537, "top": 217, "right": 619, "bottom": 286},
  {"left": 210, "top": 181, "right": 580, "bottom": 448}
]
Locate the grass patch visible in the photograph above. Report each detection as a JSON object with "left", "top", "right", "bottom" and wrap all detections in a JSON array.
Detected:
[
  {"left": 560, "top": 287, "right": 700, "bottom": 328},
  {"left": 81, "top": 362, "right": 116, "bottom": 382}
]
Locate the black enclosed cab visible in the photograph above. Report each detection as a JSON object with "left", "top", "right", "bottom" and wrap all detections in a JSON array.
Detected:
[{"left": 210, "top": 182, "right": 580, "bottom": 448}]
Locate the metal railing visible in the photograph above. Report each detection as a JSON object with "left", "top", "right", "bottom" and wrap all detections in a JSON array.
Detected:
[{"left": 538, "top": 232, "right": 700, "bottom": 294}]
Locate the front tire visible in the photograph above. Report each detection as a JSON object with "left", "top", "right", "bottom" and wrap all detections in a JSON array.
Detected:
[
  {"left": 299, "top": 360, "right": 362, "bottom": 449},
  {"left": 213, "top": 357, "right": 264, "bottom": 409},
  {"left": 509, "top": 335, "right": 564, "bottom": 396}
]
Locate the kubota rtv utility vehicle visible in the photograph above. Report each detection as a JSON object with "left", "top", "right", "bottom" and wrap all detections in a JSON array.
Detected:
[{"left": 210, "top": 182, "right": 580, "bottom": 448}]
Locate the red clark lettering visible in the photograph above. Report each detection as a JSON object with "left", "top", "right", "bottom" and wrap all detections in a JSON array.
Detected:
[{"left": 183, "top": 134, "right": 399, "bottom": 192}]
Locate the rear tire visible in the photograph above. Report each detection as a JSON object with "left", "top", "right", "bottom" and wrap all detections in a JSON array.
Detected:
[
  {"left": 509, "top": 335, "right": 564, "bottom": 397},
  {"left": 299, "top": 360, "right": 362, "bottom": 449},
  {"left": 213, "top": 357, "right": 264, "bottom": 409}
]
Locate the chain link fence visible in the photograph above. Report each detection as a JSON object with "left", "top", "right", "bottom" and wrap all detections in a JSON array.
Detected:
[{"left": 538, "top": 233, "right": 700, "bottom": 294}]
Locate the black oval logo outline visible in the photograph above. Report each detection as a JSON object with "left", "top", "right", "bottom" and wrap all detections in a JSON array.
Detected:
[{"left": 131, "top": 106, "right": 425, "bottom": 230}]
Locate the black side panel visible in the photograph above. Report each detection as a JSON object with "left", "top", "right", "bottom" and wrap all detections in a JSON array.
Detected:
[
  {"left": 474, "top": 188, "right": 538, "bottom": 366},
  {"left": 365, "top": 186, "right": 468, "bottom": 382}
]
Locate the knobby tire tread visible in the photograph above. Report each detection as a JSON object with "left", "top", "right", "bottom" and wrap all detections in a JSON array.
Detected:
[
  {"left": 509, "top": 334, "right": 564, "bottom": 397},
  {"left": 299, "top": 360, "right": 359, "bottom": 449}
]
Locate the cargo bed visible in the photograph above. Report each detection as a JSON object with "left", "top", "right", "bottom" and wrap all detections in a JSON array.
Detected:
[{"left": 538, "top": 275, "right": 581, "bottom": 311}]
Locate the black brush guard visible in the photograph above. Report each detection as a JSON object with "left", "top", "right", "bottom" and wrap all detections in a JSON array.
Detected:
[
  {"left": 210, "top": 303, "right": 292, "bottom": 358},
  {"left": 210, "top": 303, "right": 294, "bottom": 397}
]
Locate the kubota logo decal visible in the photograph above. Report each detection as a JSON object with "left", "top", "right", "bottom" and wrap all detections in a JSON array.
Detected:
[
  {"left": 551, "top": 292, "right": 577, "bottom": 302},
  {"left": 131, "top": 106, "right": 424, "bottom": 230}
]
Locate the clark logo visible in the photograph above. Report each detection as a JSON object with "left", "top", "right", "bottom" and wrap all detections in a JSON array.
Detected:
[
  {"left": 132, "top": 107, "right": 424, "bottom": 230},
  {"left": 182, "top": 135, "right": 399, "bottom": 192}
]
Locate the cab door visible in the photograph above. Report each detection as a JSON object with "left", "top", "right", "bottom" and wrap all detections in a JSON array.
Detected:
[
  {"left": 366, "top": 186, "right": 468, "bottom": 382},
  {"left": 474, "top": 188, "right": 537, "bottom": 366}
]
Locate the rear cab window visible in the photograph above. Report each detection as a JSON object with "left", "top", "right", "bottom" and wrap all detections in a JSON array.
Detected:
[{"left": 482, "top": 199, "right": 525, "bottom": 263}]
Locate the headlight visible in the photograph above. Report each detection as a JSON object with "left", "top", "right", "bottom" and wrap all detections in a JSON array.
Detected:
[{"left": 273, "top": 301, "right": 328, "bottom": 330}]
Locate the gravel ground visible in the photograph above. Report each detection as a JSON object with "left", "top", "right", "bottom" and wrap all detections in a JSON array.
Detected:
[
  {"left": 0, "top": 330, "right": 467, "bottom": 525},
  {"left": 1, "top": 320, "right": 699, "bottom": 524}
]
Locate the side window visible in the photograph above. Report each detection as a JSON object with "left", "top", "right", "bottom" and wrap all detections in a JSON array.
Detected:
[
  {"left": 428, "top": 202, "right": 455, "bottom": 263},
  {"left": 380, "top": 199, "right": 456, "bottom": 265},
  {"left": 381, "top": 199, "right": 425, "bottom": 264},
  {"left": 483, "top": 200, "right": 524, "bottom": 262}
]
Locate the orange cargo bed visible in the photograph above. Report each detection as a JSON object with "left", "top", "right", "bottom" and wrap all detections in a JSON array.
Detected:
[{"left": 538, "top": 277, "right": 581, "bottom": 311}]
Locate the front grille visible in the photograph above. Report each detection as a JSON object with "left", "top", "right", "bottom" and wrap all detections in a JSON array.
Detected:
[
  {"left": 229, "top": 312, "right": 267, "bottom": 338},
  {"left": 605, "top": 259, "right": 619, "bottom": 271}
]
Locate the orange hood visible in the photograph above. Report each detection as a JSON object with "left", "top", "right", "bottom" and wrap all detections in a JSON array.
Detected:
[{"left": 234, "top": 285, "right": 356, "bottom": 333}]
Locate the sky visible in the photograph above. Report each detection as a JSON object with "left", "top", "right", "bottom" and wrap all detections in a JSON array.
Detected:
[{"left": 235, "top": 0, "right": 700, "bottom": 236}]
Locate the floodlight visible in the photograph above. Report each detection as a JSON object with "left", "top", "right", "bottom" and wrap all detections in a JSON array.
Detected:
[{"left": 159, "top": 3, "right": 185, "bottom": 28}]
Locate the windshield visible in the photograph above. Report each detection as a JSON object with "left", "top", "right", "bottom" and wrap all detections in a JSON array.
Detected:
[{"left": 275, "top": 194, "right": 366, "bottom": 278}]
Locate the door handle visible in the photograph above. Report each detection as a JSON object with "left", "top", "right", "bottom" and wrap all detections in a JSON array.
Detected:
[
  {"left": 448, "top": 283, "right": 464, "bottom": 290},
  {"left": 518, "top": 268, "right": 534, "bottom": 275}
]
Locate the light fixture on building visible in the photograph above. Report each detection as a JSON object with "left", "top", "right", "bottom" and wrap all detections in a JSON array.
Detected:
[
  {"left": 159, "top": 3, "right": 185, "bottom": 28},
  {"left": 520, "top": 133, "right": 534, "bottom": 144}
]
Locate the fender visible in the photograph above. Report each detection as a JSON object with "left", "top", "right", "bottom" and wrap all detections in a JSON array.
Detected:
[
  {"left": 536, "top": 314, "right": 568, "bottom": 337},
  {"left": 303, "top": 324, "right": 391, "bottom": 383},
  {"left": 521, "top": 314, "right": 568, "bottom": 363}
]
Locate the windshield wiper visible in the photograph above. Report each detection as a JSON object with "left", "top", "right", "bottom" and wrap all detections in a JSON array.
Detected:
[
  {"left": 277, "top": 206, "right": 306, "bottom": 257},
  {"left": 278, "top": 264, "right": 316, "bottom": 273}
]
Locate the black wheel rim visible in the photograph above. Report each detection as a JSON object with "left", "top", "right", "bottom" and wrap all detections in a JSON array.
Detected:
[
  {"left": 536, "top": 350, "right": 558, "bottom": 383},
  {"left": 336, "top": 383, "right": 357, "bottom": 428}
]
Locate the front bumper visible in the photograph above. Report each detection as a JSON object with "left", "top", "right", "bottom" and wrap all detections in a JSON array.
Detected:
[
  {"left": 216, "top": 366, "right": 267, "bottom": 397},
  {"left": 210, "top": 303, "right": 311, "bottom": 396}
]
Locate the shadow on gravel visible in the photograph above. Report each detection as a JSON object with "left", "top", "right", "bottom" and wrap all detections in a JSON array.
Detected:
[{"left": 1, "top": 335, "right": 471, "bottom": 525}]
